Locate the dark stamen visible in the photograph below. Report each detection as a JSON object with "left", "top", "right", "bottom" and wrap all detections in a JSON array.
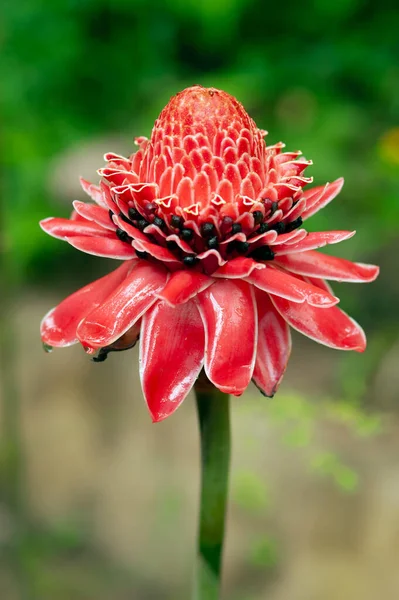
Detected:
[
  {"left": 207, "top": 236, "right": 219, "bottom": 250},
  {"left": 250, "top": 245, "right": 275, "bottom": 261},
  {"left": 252, "top": 210, "right": 263, "bottom": 225},
  {"left": 270, "top": 222, "right": 285, "bottom": 234},
  {"left": 235, "top": 241, "right": 249, "bottom": 254},
  {"left": 116, "top": 228, "right": 131, "bottom": 243},
  {"left": 171, "top": 215, "right": 184, "bottom": 229},
  {"left": 166, "top": 240, "right": 179, "bottom": 251},
  {"left": 128, "top": 207, "right": 141, "bottom": 221},
  {"left": 270, "top": 201, "right": 278, "bottom": 215},
  {"left": 258, "top": 223, "right": 269, "bottom": 234},
  {"left": 181, "top": 228, "right": 194, "bottom": 241},
  {"left": 137, "top": 218, "right": 150, "bottom": 231},
  {"left": 119, "top": 212, "right": 133, "bottom": 225},
  {"left": 109, "top": 209, "right": 114, "bottom": 223},
  {"left": 153, "top": 216, "right": 166, "bottom": 231},
  {"left": 284, "top": 216, "right": 303, "bottom": 233},
  {"left": 135, "top": 250, "right": 149, "bottom": 259},
  {"left": 201, "top": 222, "right": 215, "bottom": 238},
  {"left": 92, "top": 349, "right": 109, "bottom": 363},
  {"left": 231, "top": 223, "right": 242, "bottom": 234},
  {"left": 183, "top": 255, "right": 199, "bottom": 267}
]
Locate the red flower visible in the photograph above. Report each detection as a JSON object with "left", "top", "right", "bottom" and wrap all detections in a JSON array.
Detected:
[{"left": 40, "top": 86, "right": 379, "bottom": 421}]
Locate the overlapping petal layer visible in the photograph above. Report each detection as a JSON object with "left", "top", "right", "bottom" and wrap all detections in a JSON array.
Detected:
[
  {"left": 140, "top": 300, "right": 205, "bottom": 422},
  {"left": 40, "top": 85, "right": 379, "bottom": 421}
]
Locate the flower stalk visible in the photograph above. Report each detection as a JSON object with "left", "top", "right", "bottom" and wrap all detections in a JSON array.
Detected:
[{"left": 195, "top": 380, "right": 230, "bottom": 599}]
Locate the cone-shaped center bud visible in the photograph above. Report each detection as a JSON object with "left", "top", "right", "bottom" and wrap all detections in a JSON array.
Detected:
[{"left": 137, "top": 85, "right": 269, "bottom": 222}]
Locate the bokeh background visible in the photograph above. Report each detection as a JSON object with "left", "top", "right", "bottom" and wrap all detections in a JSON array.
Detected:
[{"left": 1, "top": 0, "right": 399, "bottom": 598}]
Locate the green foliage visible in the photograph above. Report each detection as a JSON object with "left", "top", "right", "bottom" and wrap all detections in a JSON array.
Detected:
[{"left": 232, "top": 470, "right": 270, "bottom": 513}]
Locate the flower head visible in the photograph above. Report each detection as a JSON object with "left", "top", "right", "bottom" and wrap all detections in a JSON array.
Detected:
[{"left": 40, "top": 86, "right": 379, "bottom": 421}]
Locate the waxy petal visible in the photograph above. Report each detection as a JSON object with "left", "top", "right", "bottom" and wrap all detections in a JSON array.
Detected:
[
  {"left": 273, "top": 230, "right": 356, "bottom": 255},
  {"left": 77, "top": 262, "right": 169, "bottom": 348},
  {"left": 213, "top": 256, "right": 266, "bottom": 279},
  {"left": 244, "top": 266, "right": 339, "bottom": 307},
  {"left": 72, "top": 201, "right": 116, "bottom": 231},
  {"left": 41, "top": 261, "right": 135, "bottom": 347},
  {"left": 156, "top": 270, "right": 213, "bottom": 306},
  {"left": 67, "top": 236, "right": 137, "bottom": 259},
  {"left": 196, "top": 280, "right": 257, "bottom": 395},
  {"left": 301, "top": 178, "right": 344, "bottom": 220},
  {"left": 140, "top": 300, "right": 205, "bottom": 422},
  {"left": 275, "top": 251, "right": 380, "bottom": 282},
  {"left": 271, "top": 295, "right": 366, "bottom": 352},
  {"left": 80, "top": 178, "right": 107, "bottom": 208},
  {"left": 40, "top": 217, "right": 114, "bottom": 240},
  {"left": 253, "top": 290, "right": 291, "bottom": 396}
]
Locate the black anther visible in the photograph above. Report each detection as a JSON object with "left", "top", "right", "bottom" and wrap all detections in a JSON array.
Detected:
[
  {"left": 153, "top": 216, "right": 166, "bottom": 230},
  {"left": 207, "top": 236, "right": 219, "bottom": 250},
  {"left": 137, "top": 219, "right": 149, "bottom": 231},
  {"left": 201, "top": 222, "right": 215, "bottom": 238},
  {"left": 166, "top": 240, "right": 179, "bottom": 251},
  {"left": 231, "top": 223, "right": 242, "bottom": 234},
  {"left": 270, "top": 222, "right": 286, "bottom": 234},
  {"left": 284, "top": 217, "right": 303, "bottom": 233},
  {"left": 258, "top": 223, "right": 269, "bottom": 234},
  {"left": 135, "top": 250, "right": 149, "bottom": 259},
  {"left": 181, "top": 228, "right": 194, "bottom": 241},
  {"left": 270, "top": 201, "right": 278, "bottom": 215},
  {"left": 250, "top": 245, "right": 275, "bottom": 261},
  {"left": 183, "top": 255, "right": 199, "bottom": 267},
  {"left": 252, "top": 210, "right": 263, "bottom": 225},
  {"left": 170, "top": 215, "right": 184, "bottom": 229},
  {"left": 128, "top": 207, "right": 141, "bottom": 221},
  {"left": 119, "top": 211, "right": 132, "bottom": 225},
  {"left": 235, "top": 241, "right": 249, "bottom": 254},
  {"left": 116, "top": 228, "right": 131, "bottom": 243},
  {"left": 109, "top": 209, "right": 114, "bottom": 223}
]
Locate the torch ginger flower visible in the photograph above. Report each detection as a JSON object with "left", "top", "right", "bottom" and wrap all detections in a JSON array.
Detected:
[{"left": 40, "top": 86, "right": 379, "bottom": 421}]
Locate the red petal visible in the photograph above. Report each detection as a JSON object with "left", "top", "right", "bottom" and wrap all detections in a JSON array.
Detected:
[
  {"left": 72, "top": 201, "right": 116, "bottom": 231},
  {"left": 156, "top": 270, "right": 213, "bottom": 305},
  {"left": 77, "top": 262, "right": 168, "bottom": 349},
  {"left": 270, "top": 295, "right": 366, "bottom": 352},
  {"left": 253, "top": 290, "right": 291, "bottom": 396},
  {"left": 140, "top": 300, "right": 205, "bottom": 422},
  {"left": 275, "top": 251, "right": 380, "bottom": 282},
  {"left": 132, "top": 238, "right": 181, "bottom": 263},
  {"left": 67, "top": 236, "right": 137, "bottom": 259},
  {"left": 80, "top": 178, "right": 107, "bottom": 208},
  {"left": 244, "top": 266, "right": 339, "bottom": 306},
  {"left": 40, "top": 217, "right": 114, "bottom": 240},
  {"left": 301, "top": 178, "right": 344, "bottom": 220},
  {"left": 41, "top": 261, "right": 135, "bottom": 347},
  {"left": 196, "top": 280, "right": 257, "bottom": 395},
  {"left": 273, "top": 230, "right": 356, "bottom": 255},
  {"left": 213, "top": 257, "right": 266, "bottom": 279}
]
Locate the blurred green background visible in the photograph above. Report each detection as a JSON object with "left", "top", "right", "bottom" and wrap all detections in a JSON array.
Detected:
[{"left": 1, "top": 0, "right": 398, "bottom": 598}]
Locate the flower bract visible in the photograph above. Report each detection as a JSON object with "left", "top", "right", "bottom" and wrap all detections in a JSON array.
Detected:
[{"left": 40, "top": 86, "right": 379, "bottom": 421}]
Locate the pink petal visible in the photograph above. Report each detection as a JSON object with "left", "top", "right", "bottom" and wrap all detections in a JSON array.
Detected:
[
  {"left": 67, "top": 235, "right": 137, "bottom": 259},
  {"left": 140, "top": 300, "right": 205, "bottom": 422},
  {"left": 270, "top": 295, "right": 366, "bottom": 352},
  {"left": 213, "top": 257, "right": 266, "bottom": 279},
  {"left": 273, "top": 230, "right": 356, "bottom": 255},
  {"left": 77, "top": 262, "right": 169, "bottom": 349},
  {"left": 244, "top": 266, "right": 339, "bottom": 307},
  {"left": 196, "top": 280, "right": 257, "bottom": 395},
  {"left": 301, "top": 178, "right": 344, "bottom": 220},
  {"left": 275, "top": 251, "right": 380, "bottom": 282},
  {"left": 40, "top": 217, "right": 114, "bottom": 240},
  {"left": 41, "top": 261, "right": 135, "bottom": 347},
  {"left": 253, "top": 290, "right": 291, "bottom": 396},
  {"left": 80, "top": 178, "right": 108, "bottom": 208},
  {"left": 72, "top": 201, "right": 116, "bottom": 231},
  {"left": 156, "top": 270, "right": 213, "bottom": 306}
]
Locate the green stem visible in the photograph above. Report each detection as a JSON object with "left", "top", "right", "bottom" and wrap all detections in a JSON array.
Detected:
[{"left": 194, "top": 383, "right": 230, "bottom": 600}]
